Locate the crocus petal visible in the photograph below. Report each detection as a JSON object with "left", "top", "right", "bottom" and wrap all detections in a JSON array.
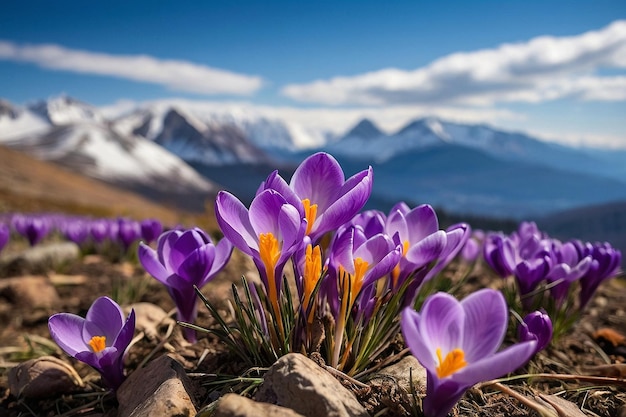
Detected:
[
  {"left": 405, "top": 230, "right": 447, "bottom": 268},
  {"left": 419, "top": 292, "right": 465, "bottom": 355},
  {"left": 48, "top": 313, "right": 87, "bottom": 357},
  {"left": 405, "top": 204, "right": 439, "bottom": 242},
  {"left": 249, "top": 189, "right": 287, "bottom": 236},
  {"left": 315, "top": 167, "right": 372, "bottom": 239},
  {"left": 202, "top": 238, "right": 234, "bottom": 286},
  {"left": 385, "top": 209, "right": 409, "bottom": 243},
  {"left": 113, "top": 308, "right": 136, "bottom": 354},
  {"left": 83, "top": 297, "right": 125, "bottom": 344},
  {"left": 177, "top": 246, "right": 212, "bottom": 284},
  {"left": 215, "top": 191, "right": 258, "bottom": 255},
  {"left": 138, "top": 243, "right": 171, "bottom": 285},
  {"left": 290, "top": 152, "right": 345, "bottom": 210},
  {"left": 453, "top": 340, "right": 537, "bottom": 386},
  {"left": 460, "top": 289, "right": 508, "bottom": 361}
]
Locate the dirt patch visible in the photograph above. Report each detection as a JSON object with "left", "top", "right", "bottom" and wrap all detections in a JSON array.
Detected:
[{"left": 1, "top": 252, "right": 625, "bottom": 416}]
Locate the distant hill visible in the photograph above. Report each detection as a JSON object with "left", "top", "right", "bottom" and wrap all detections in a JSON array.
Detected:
[
  {"left": 538, "top": 200, "right": 626, "bottom": 267},
  {"left": 0, "top": 145, "right": 215, "bottom": 229}
]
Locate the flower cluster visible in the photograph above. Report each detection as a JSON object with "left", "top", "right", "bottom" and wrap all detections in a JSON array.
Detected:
[
  {"left": 40, "top": 152, "right": 622, "bottom": 415},
  {"left": 210, "top": 152, "right": 470, "bottom": 374},
  {"left": 482, "top": 221, "right": 622, "bottom": 337},
  {"left": 0, "top": 212, "right": 163, "bottom": 255}
]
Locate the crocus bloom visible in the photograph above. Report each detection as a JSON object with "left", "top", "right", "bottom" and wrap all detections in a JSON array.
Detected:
[
  {"left": 327, "top": 225, "right": 402, "bottom": 367},
  {"left": 518, "top": 310, "right": 553, "bottom": 353},
  {"left": 140, "top": 218, "right": 163, "bottom": 244},
  {"left": 578, "top": 242, "right": 622, "bottom": 308},
  {"left": 259, "top": 152, "right": 373, "bottom": 243},
  {"left": 48, "top": 296, "right": 135, "bottom": 390},
  {"left": 384, "top": 204, "right": 469, "bottom": 290},
  {"left": 401, "top": 289, "right": 537, "bottom": 417},
  {"left": 483, "top": 233, "right": 516, "bottom": 278},
  {"left": 117, "top": 218, "right": 141, "bottom": 250},
  {"left": 13, "top": 214, "right": 50, "bottom": 246},
  {"left": 215, "top": 188, "right": 306, "bottom": 334},
  {"left": 138, "top": 227, "right": 233, "bottom": 342}
]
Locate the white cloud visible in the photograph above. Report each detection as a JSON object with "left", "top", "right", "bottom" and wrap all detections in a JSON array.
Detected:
[
  {"left": 0, "top": 41, "right": 263, "bottom": 96},
  {"left": 281, "top": 20, "right": 626, "bottom": 106}
]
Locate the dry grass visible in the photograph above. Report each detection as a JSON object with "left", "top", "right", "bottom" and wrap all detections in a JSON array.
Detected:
[{"left": 0, "top": 145, "right": 218, "bottom": 230}]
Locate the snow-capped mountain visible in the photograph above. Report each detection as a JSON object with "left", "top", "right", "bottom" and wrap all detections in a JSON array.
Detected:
[
  {"left": 111, "top": 99, "right": 331, "bottom": 158},
  {"left": 326, "top": 117, "right": 626, "bottom": 183},
  {"left": 2, "top": 96, "right": 625, "bottom": 219},
  {"left": 0, "top": 98, "right": 215, "bottom": 202},
  {"left": 114, "top": 105, "right": 271, "bottom": 165}
]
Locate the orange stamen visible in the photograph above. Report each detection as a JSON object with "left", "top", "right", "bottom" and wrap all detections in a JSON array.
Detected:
[
  {"left": 436, "top": 347, "right": 467, "bottom": 378},
  {"left": 391, "top": 240, "right": 410, "bottom": 288},
  {"left": 88, "top": 335, "right": 107, "bottom": 353},
  {"left": 302, "top": 244, "right": 323, "bottom": 320},
  {"left": 302, "top": 199, "right": 318, "bottom": 236}
]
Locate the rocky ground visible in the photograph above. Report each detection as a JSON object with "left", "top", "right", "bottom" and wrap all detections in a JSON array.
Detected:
[{"left": 1, "top": 241, "right": 625, "bottom": 417}]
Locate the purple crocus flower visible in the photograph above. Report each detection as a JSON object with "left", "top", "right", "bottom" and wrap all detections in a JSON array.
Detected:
[
  {"left": 48, "top": 296, "right": 135, "bottom": 390},
  {"left": 578, "top": 242, "right": 622, "bottom": 308},
  {"left": 401, "top": 289, "right": 537, "bottom": 417},
  {"left": 215, "top": 189, "right": 306, "bottom": 328},
  {"left": 138, "top": 227, "right": 233, "bottom": 342},
  {"left": 13, "top": 214, "right": 50, "bottom": 246},
  {"left": 62, "top": 219, "right": 90, "bottom": 245},
  {"left": 0, "top": 223, "right": 9, "bottom": 253},
  {"left": 259, "top": 152, "right": 373, "bottom": 243},
  {"left": 140, "top": 218, "right": 163, "bottom": 245},
  {"left": 518, "top": 310, "right": 553, "bottom": 353},
  {"left": 117, "top": 218, "right": 141, "bottom": 250},
  {"left": 483, "top": 232, "right": 517, "bottom": 278},
  {"left": 326, "top": 225, "right": 402, "bottom": 367},
  {"left": 90, "top": 219, "right": 112, "bottom": 243}
]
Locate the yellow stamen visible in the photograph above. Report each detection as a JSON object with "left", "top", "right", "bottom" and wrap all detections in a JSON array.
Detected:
[
  {"left": 88, "top": 336, "right": 107, "bottom": 353},
  {"left": 258, "top": 232, "right": 284, "bottom": 335},
  {"left": 339, "top": 257, "right": 369, "bottom": 310},
  {"left": 391, "top": 240, "right": 410, "bottom": 288},
  {"left": 302, "top": 198, "right": 318, "bottom": 236},
  {"left": 436, "top": 347, "right": 467, "bottom": 378},
  {"left": 302, "top": 244, "right": 323, "bottom": 321}
]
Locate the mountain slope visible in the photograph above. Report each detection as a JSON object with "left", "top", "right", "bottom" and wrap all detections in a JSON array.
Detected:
[
  {"left": 0, "top": 145, "right": 194, "bottom": 224},
  {"left": 0, "top": 99, "right": 217, "bottom": 211}
]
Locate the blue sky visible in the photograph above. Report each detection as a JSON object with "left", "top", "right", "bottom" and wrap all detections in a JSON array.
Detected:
[{"left": 1, "top": 0, "right": 626, "bottom": 148}]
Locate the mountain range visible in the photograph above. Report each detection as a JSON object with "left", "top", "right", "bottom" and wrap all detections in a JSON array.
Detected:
[{"left": 1, "top": 96, "right": 625, "bottom": 221}]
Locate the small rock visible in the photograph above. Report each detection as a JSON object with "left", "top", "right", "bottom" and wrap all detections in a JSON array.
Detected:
[
  {"left": 255, "top": 353, "right": 369, "bottom": 417},
  {"left": 8, "top": 356, "right": 83, "bottom": 399},
  {"left": 370, "top": 355, "right": 427, "bottom": 394},
  {"left": 366, "top": 355, "right": 427, "bottom": 415},
  {"left": 123, "top": 302, "right": 174, "bottom": 341},
  {"left": 211, "top": 393, "right": 306, "bottom": 417},
  {"left": 0, "top": 275, "right": 61, "bottom": 322},
  {"left": 117, "top": 355, "right": 197, "bottom": 417},
  {"left": 1, "top": 242, "right": 80, "bottom": 275}
]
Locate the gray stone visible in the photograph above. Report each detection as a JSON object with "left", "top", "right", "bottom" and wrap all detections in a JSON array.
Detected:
[
  {"left": 255, "top": 353, "right": 369, "bottom": 417},
  {"left": 0, "top": 275, "right": 61, "bottom": 322},
  {"left": 117, "top": 355, "right": 196, "bottom": 417},
  {"left": 8, "top": 356, "right": 83, "bottom": 399},
  {"left": 370, "top": 355, "right": 427, "bottom": 394},
  {"left": 1, "top": 241, "right": 80, "bottom": 275},
  {"left": 367, "top": 355, "right": 427, "bottom": 415},
  {"left": 211, "top": 393, "right": 306, "bottom": 417}
]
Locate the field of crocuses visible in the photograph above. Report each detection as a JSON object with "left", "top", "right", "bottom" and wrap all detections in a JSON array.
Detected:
[{"left": 1, "top": 152, "right": 625, "bottom": 417}]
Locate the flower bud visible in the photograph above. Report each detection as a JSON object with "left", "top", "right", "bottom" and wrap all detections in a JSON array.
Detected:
[{"left": 518, "top": 310, "right": 553, "bottom": 353}]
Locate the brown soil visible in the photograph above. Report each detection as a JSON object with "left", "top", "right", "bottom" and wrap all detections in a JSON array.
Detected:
[{"left": 0, "top": 247, "right": 625, "bottom": 417}]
